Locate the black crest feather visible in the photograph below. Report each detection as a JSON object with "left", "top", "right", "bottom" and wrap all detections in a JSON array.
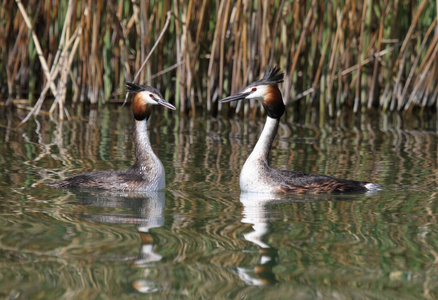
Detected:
[
  {"left": 261, "top": 66, "right": 284, "bottom": 84},
  {"left": 126, "top": 82, "right": 163, "bottom": 98},
  {"left": 250, "top": 66, "right": 284, "bottom": 87}
]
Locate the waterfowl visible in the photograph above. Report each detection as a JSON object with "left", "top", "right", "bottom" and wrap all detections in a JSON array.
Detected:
[
  {"left": 220, "top": 66, "right": 381, "bottom": 193},
  {"left": 48, "top": 83, "right": 176, "bottom": 191}
]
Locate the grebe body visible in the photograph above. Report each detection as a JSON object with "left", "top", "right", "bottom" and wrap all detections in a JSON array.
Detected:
[
  {"left": 48, "top": 83, "right": 175, "bottom": 191},
  {"left": 221, "top": 67, "right": 380, "bottom": 194}
]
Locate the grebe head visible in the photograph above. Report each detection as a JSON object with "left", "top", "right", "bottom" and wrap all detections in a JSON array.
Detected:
[
  {"left": 220, "top": 66, "right": 285, "bottom": 119},
  {"left": 126, "top": 82, "right": 176, "bottom": 120}
]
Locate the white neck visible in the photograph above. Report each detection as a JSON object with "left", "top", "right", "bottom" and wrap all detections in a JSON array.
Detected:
[
  {"left": 246, "top": 116, "right": 279, "bottom": 164},
  {"left": 134, "top": 119, "right": 165, "bottom": 183},
  {"left": 239, "top": 116, "right": 280, "bottom": 193},
  {"left": 135, "top": 120, "right": 154, "bottom": 162}
]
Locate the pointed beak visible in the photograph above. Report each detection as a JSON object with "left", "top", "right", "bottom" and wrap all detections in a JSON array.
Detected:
[
  {"left": 220, "top": 92, "right": 251, "bottom": 103},
  {"left": 156, "top": 98, "right": 176, "bottom": 110}
]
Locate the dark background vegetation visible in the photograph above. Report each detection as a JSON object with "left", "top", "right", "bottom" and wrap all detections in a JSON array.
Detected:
[{"left": 1, "top": 0, "right": 437, "bottom": 120}]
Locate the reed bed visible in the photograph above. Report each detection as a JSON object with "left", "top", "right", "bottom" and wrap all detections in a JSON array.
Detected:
[{"left": 1, "top": 0, "right": 437, "bottom": 120}]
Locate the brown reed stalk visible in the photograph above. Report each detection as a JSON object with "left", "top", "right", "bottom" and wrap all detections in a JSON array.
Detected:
[
  {"left": 326, "top": 6, "right": 345, "bottom": 114},
  {"left": 6, "top": 21, "right": 27, "bottom": 104},
  {"left": 407, "top": 35, "right": 438, "bottom": 108},
  {"left": 18, "top": 0, "right": 75, "bottom": 121},
  {"left": 392, "top": 0, "right": 429, "bottom": 74},
  {"left": 289, "top": 0, "right": 316, "bottom": 88},
  {"left": 353, "top": 1, "right": 367, "bottom": 113},
  {"left": 207, "top": 0, "right": 226, "bottom": 113},
  {"left": 219, "top": 0, "right": 232, "bottom": 103},
  {"left": 313, "top": 31, "right": 331, "bottom": 107},
  {"left": 390, "top": 0, "right": 429, "bottom": 110},
  {"left": 268, "top": 0, "right": 285, "bottom": 68},
  {"left": 15, "top": 0, "right": 58, "bottom": 100},
  {"left": 174, "top": 0, "right": 185, "bottom": 112},
  {"left": 22, "top": 26, "right": 81, "bottom": 123},
  {"left": 402, "top": 17, "right": 437, "bottom": 111},
  {"left": 2, "top": 0, "right": 437, "bottom": 118},
  {"left": 133, "top": 11, "right": 172, "bottom": 83},
  {"left": 368, "top": 2, "right": 389, "bottom": 109},
  {"left": 231, "top": 0, "right": 243, "bottom": 96}
]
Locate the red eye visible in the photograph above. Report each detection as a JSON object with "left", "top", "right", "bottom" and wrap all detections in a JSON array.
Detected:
[
  {"left": 149, "top": 94, "right": 153, "bottom": 98},
  {"left": 252, "top": 88, "right": 257, "bottom": 92}
]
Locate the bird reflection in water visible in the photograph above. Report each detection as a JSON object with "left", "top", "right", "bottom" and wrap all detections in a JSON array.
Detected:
[
  {"left": 73, "top": 190, "right": 165, "bottom": 293},
  {"left": 237, "top": 192, "right": 287, "bottom": 285}
]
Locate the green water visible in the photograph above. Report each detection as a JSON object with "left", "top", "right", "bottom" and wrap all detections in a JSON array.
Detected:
[{"left": 1, "top": 106, "right": 438, "bottom": 299}]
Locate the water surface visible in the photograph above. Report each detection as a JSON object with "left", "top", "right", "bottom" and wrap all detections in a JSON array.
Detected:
[{"left": 1, "top": 106, "right": 438, "bottom": 299}]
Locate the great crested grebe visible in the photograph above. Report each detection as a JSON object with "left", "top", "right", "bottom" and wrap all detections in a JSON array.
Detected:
[
  {"left": 220, "top": 66, "right": 381, "bottom": 194},
  {"left": 48, "top": 83, "right": 176, "bottom": 191}
]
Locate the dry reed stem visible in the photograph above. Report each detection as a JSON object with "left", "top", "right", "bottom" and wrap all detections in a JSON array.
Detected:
[
  {"left": 392, "top": 0, "right": 429, "bottom": 74},
  {"left": 368, "top": 3, "right": 389, "bottom": 109},
  {"left": 289, "top": 0, "right": 316, "bottom": 83},
  {"left": 327, "top": 5, "right": 347, "bottom": 112},
  {"left": 150, "top": 61, "right": 185, "bottom": 80},
  {"left": 15, "top": 0, "right": 58, "bottom": 100},
  {"left": 22, "top": 26, "right": 81, "bottom": 123},
  {"left": 207, "top": 0, "right": 226, "bottom": 112},
  {"left": 295, "top": 44, "right": 400, "bottom": 102},
  {"left": 133, "top": 11, "right": 172, "bottom": 83},
  {"left": 408, "top": 36, "right": 438, "bottom": 107},
  {"left": 353, "top": 0, "right": 367, "bottom": 113},
  {"left": 313, "top": 31, "right": 331, "bottom": 110},
  {"left": 402, "top": 17, "right": 438, "bottom": 110},
  {"left": 219, "top": 0, "right": 232, "bottom": 101},
  {"left": 49, "top": 27, "right": 82, "bottom": 115},
  {"left": 391, "top": 48, "right": 408, "bottom": 111},
  {"left": 4, "top": 0, "right": 438, "bottom": 117},
  {"left": 123, "top": 10, "right": 173, "bottom": 105},
  {"left": 268, "top": 0, "right": 285, "bottom": 67},
  {"left": 20, "top": 0, "right": 78, "bottom": 122}
]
